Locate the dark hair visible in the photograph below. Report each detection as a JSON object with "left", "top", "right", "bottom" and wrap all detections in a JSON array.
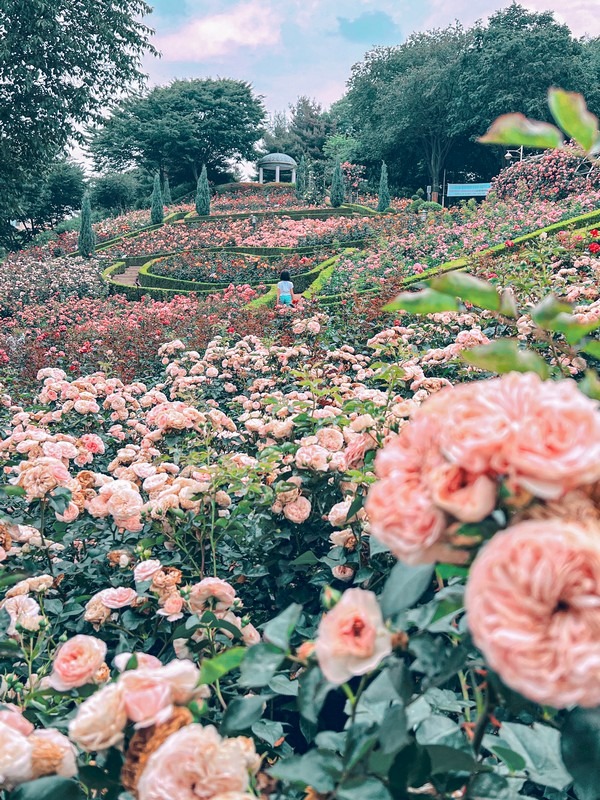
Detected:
[{"left": 280, "top": 270, "right": 291, "bottom": 281}]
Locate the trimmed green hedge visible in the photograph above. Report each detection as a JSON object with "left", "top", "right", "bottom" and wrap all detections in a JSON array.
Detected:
[{"left": 185, "top": 208, "right": 357, "bottom": 223}]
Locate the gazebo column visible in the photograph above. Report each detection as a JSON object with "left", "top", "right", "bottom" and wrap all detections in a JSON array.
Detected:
[
  {"left": 259, "top": 167, "right": 264, "bottom": 184},
  {"left": 291, "top": 168, "right": 296, "bottom": 184},
  {"left": 275, "top": 165, "right": 280, "bottom": 183}
]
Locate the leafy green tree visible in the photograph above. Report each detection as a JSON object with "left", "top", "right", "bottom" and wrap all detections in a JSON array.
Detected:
[
  {"left": 330, "top": 162, "right": 345, "bottom": 208},
  {"left": 195, "top": 165, "right": 211, "bottom": 217},
  {"left": 0, "top": 0, "right": 155, "bottom": 196},
  {"left": 89, "top": 79, "right": 266, "bottom": 185},
  {"left": 323, "top": 133, "right": 360, "bottom": 164},
  {"left": 163, "top": 176, "right": 172, "bottom": 205},
  {"left": 91, "top": 173, "right": 138, "bottom": 215},
  {"left": 377, "top": 161, "right": 390, "bottom": 211},
  {"left": 78, "top": 193, "right": 96, "bottom": 258},
  {"left": 455, "top": 5, "right": 597, "bottom": 137},
  {"left": 150, "top": 173, "right": 163, "bottom": 224},
  {"left": 295, "top": 155, "right": 307, "bottom": 201}
]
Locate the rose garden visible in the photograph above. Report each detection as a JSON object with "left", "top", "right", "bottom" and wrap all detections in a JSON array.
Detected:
[{"left": 3, "top": 3, "right": 600, "bottom": 799}]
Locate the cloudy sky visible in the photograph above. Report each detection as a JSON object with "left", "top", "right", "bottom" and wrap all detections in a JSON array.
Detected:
[{"left": 145, "top": 0, "right": 600, "bottom": 115}]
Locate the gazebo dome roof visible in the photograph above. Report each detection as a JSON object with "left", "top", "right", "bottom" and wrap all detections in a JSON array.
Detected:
[{"left": 257, "top": 152, "right": 297, "bottom": 167}]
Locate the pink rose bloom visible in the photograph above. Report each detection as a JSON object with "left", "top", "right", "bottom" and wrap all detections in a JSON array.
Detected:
[
  {"left": 68, "top": 683, "right": 128, "bottom": 752},
  {"left": 317, "top": 427, "right": 345, "bottom": 452},
  {"left": 29, "top": 729, "right": 77, "bottom": 780},
  {"left": 137, "top": 724, "right": 257, "bottom": 800},
  {"left": 0, "top": 704, "right": 34, "bottom": 736},
  {"left": 113, "top": 652, "right": 162, "bottom": 672},
  {"left": 366, "top": 477, "right": 447, "bottom": 564},
  {"left": 119, "top": 670, "right": 173, "bottom": 728},
  {"left": 188, "top": 577, "right": 236, "bottom": 613},
  {"left": 158, "top": 591, "right": 184, "bottom": 621},
  {"left": 332, "top": 565, "right": 355, "bottom": 582},
  {"left": 96, "top": 587, "right": 138, "bottom": 609},
  {"left": 315, "top": 589, "right": 392, "bottom": 685},
  {"left": 466, "top": 519, "right": 600, "bottom": 708},
  {"left": 295, "top": 444, "right": 330, "bottom": 472},
  {"left": 0, "top": 722, "right": 33, "bottom": 790},
  {"left": 439, "top": 373, "right": 600, "bottom": 499},
  {"left": 283, "top": 496, "right": 311, "bottom": 523},
  {"left": 49, "top": 635, "right": 107, "bottom": 691},
  {"left": 160, "top": 659, "right": 201, "bottom": 704},
  {"left": 134, "top": 559, "right": 163, "bottom": 583},
  {"left": 2, "top": 596, "right": 43, "bottom": 636},
  {"left": 427, "top": 463, "right": 497, "bottom": 523},
  {"left": 241, "top": 623, "right": 261, "bottom": 646},
  {"left": 79, "top": 434, "right": 105, "bottom": 454},
  {"left": 55, "top": 501, "right": 79, "bottom": 523}
]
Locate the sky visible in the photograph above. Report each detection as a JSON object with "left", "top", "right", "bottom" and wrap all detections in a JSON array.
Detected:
[{"left": 145, "top": 0, "right": 600, "bottom": 116}]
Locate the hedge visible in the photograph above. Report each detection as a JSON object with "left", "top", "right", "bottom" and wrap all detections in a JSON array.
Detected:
[{"left": 184, "top": 208, "right": 357, "bottom": 223}]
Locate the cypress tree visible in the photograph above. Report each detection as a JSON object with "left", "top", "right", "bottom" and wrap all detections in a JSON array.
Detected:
[
  {"left": 330, "top": 162, "right": 345, "bottom": 208},
  {"left": 77, "top": 192, "right": 96, "bottom": 258},
  {"left": 295, "top": 155, "right": 307, "bottom": 201},
  {"left": 377, "top": 161, "right": 390, "bottom": 212},
  {"left": 150, "top": 173, "right": 163, "bottom": 224},
  {"left": 163, "top": 175, "right": 172, "bottom": 205},
  {"left": 195, "top": 164, "right": 210, "bottom": 216}
]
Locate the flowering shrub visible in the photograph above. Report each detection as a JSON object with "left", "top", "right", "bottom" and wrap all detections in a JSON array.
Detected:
[{"left": 2, "top": 163, "right": 600, "bottom": 799}]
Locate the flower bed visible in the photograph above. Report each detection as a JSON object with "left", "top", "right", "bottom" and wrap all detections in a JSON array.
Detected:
[
  {"left": 106, "top": 215, "right": 375, "bottom": 257},
  {"left": 150, "top": 250, "right": 331, "bottom": 284}
]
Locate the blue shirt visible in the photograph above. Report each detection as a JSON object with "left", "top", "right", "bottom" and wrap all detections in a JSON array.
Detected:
[{"left": 278, "top": 280, "right": 293, "bottom": 296}]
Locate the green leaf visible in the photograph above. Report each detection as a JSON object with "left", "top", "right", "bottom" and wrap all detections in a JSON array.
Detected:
[
  {"left": 561, "top": 707, "right": 600, "bottom": 798},
  {"left": 478, "top": 113, "right": 564, "bottom": 149},
  {"left": 9, "top": 777, "right": 85, "bottom": 800},
  {"left": 252, "top": 718, "right": 284, "bottom": 746},
  {"left": 579, "top": 369, "right": 600, "bottom": 400},
  {"left": 298, "top": 666, "right": 333, "bottom": 723},
  {"left": 548, "top": 88, "right": 600, "bottom": 152},
  {"left": 582, "top": 341, "right": 600, "bottom": 359},
  {"left": 380, "top": 562, "right": 434, "bottom": 619},
  {"left": 263, "top": 603, "right": 302, "bottom": 651},
  {"left": 0, "top": 485, "right": 26, "bottom": 497},
  {"left": 337, "top": 776, "right": 393, "bottom": 799},
  {"left": 530, "top": 295, "right": 572, "bottom": 326},
  {"left": 221, "top": 694, "right": 268, "bottom": 734},
  {"left": 461, "top": 339, "right": 549, "bottom": 379},
  {"left": 383, "top": 288, "right": 459, "bottom": 314},
  {"left": 198, "top": 647, "right": 245, "bottom": 684},
  {"left": 238, "top": 643, "right": 285, "bottom": 688},
  {"left": 489, "top": 745, "right": 526, "bottom": 773},
  {"left": 426, "top": 744, "right": 480, "bottom": 775},
  {"left": 269, "top": 673, "right": 299, "bottom": 696},
  {"left": 430, "top": 272, "right": 500, "bottom": 311},
  {"left": 499, "top": 722, "right": 571, "bottom": 790},
  {"left": 540, "top": 314, "right": 600, "bottom": 345},
  {"left": 269, "top": 749, "right": 342, "bottom": 792}
]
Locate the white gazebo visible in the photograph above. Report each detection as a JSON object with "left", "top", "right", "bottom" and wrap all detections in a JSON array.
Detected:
[{"left": 257, "top": 153, "right": 297, "bottom": 184}]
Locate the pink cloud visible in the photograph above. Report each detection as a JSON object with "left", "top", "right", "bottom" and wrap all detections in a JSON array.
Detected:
[{"left": 156, "top": 0, "right": 283, "bottom": 62}]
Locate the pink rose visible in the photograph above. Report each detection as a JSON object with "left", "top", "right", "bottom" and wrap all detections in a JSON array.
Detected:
[
  {"left": 29, "top": 729, "right": 77, "bottom": 780},
  {"left": 188, "top": 578, "right": 237, "bottom": 614},
  {"left": 55, "top": 501, "right": 79, "bottom": 523},
  {"left": 332, "top": 565, "right": 355, "bottom": 582},
  {"left": 466, "top": 519, "right": 600, "bottom": 708},
  {"left": 49, "top": 634, "right": 107, "bottom": 691},
  {"left": 68, "top": 683, "right": 128, "bottom": 752},
  {"left": 134, "top": 559, "right": 163, "bottom": 583},
  {"left": 316, "top": 427, "right": 345, "bottom": 452},
  {"left": 96, "top": 587, "right": 138, "bottom": 609},
  {"left": 427, "top": 463, "right": 497, "bottom": 523},
  {"left": 137, "top": 724, "right": 257, "bottom": 800},
  {"left": 315, "top": 589, "right": 392, "bottom": 685},
  {"left": 283, "top": 496, "right": 311, "bottom": 523},
  {"left": 0, "top": 704, "right": 34, "bottom": 736},
  {"left": 0, "top": 722, "right": 33, "bottom": 790},
  {"left": 113, "top": 652, "right": 162, "bottom": 672},
  {"left": 157, "top": 591, "right": 184, "bottom": 621},
  {"left": 120, "top": 671, "right": 173, "bottom": 728},
  {"left": 366, "top": 477, "right": 447, "bottom": 564}
]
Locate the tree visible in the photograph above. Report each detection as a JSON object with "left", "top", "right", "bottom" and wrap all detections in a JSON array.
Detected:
[
  {"left": 323, "top": 133, "right": 360, "bottom": 164},
  {"left": 295, "top": 156, "right": 307, "bottom": 201},
  {"left": 377, "top": 162, "right": 390, "bottom": 211},
  {"left": 288, "top": 97, "right": 332, "bottom": 161},
  {"left": 196, "top": 165, "right": 211, "bottom": 217},
  {"left": 347, "top": 25, "right": 472, "bottom": 199},
  {"left": 150, "top": 174, "right": 163, "bottom": 225},
  {"left": 78, "top": 194, "right": 96, "bottom": 258},
  {"left": 455, "top": 5, "right": 597, "bottom": 137},
  {"left": 89, "top": 79, "right": 266, "bottom": 185},
  {"left": 330, "top": 163, "right": 345, "bottom": 208},
  {"left": 0, "top": 0, "right": 155, "bottom": 192},
  {"left": 163, "top": 176, "right": 172, "bottom": 205},
  {"left": 91, "top": 173, "right": 138, "bottom": 215}
]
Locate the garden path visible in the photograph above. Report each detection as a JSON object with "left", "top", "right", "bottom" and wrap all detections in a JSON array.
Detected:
[{"left": 117, "top": 264, "right": 142, "bottom": 286}]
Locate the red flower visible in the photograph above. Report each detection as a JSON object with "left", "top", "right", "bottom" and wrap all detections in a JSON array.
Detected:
[
  {"left": 591, "top": 229, "right": 599, "bottom": 238},
  {"left": 589, "top": 242, "right": 600, "bottom": 254},
  {"left": 505, "top": 240, "right": 515, "bottom": 248},
  {"left": 227, "top": 326, "right": 235, "bottom": 333}
]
